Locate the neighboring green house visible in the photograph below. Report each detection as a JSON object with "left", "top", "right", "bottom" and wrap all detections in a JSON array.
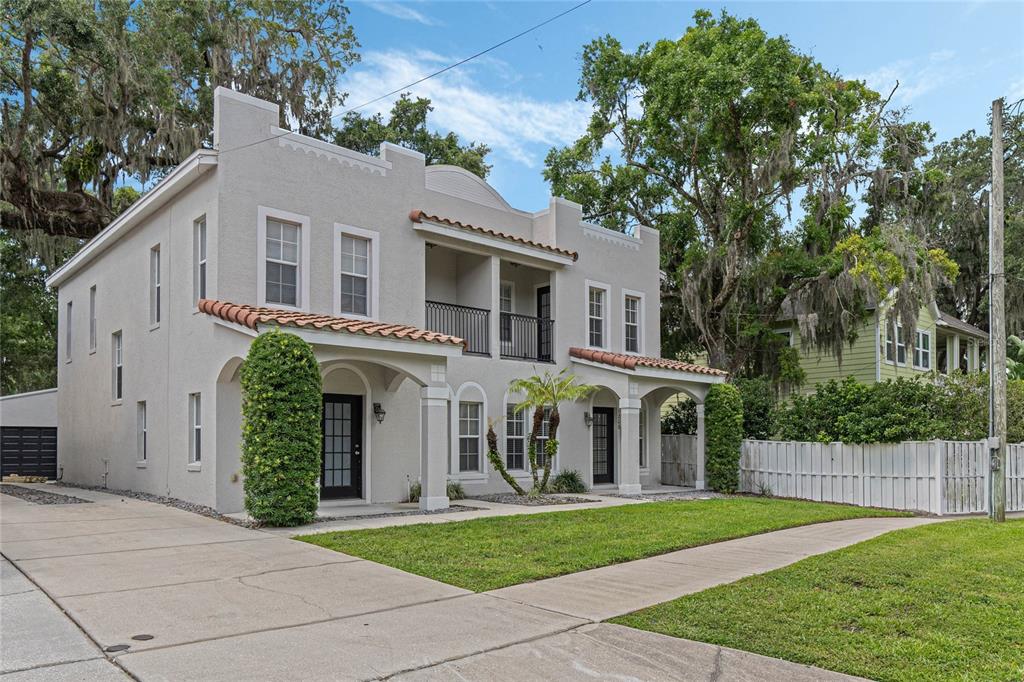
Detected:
[{"left": 777, "top": 297, "right": 987, "bottom": 394}]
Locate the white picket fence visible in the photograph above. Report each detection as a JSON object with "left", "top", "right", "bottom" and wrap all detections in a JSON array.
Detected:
[{"left": 740, "top": 439, "right": 1024, "bottom": 515}]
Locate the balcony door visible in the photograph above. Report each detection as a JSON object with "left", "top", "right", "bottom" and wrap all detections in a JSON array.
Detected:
[
  {"left": 536, "top": 286, "right": 552, "bottom": 362},
  {"left": 322, "top": 394, "right": 363, "bottom": 499}
]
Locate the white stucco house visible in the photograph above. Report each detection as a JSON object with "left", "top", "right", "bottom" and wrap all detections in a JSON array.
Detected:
[{"left": 46, "top": 87, "right": 726, "bottom": 514}]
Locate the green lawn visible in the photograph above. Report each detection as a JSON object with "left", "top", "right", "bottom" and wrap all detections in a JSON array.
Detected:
[
  {"left": 613, "top": 518, "right": 1024, "bottom": 682},
  {"left": 297, "top": 497, "right": 906, "bottom": 592}
]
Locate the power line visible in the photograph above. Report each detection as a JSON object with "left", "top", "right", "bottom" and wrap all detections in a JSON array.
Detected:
[{"left": 218, "top": 0, "right": 593, "bottom": 157}]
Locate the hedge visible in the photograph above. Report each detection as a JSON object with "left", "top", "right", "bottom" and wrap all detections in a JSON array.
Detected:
[
  {"left": 240, "top": 330, "right": 322, "bottom": 526},
  {"left": 704, "top": 383, "right": 744, "bottom": 493}
]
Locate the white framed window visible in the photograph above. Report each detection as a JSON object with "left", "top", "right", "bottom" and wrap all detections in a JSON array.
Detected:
[
  {"left": 639, "top": 408, "right": 648, "bottom": 469},
  {"left": 89, "top": 286, "right": 97, "bottom": 352},
  {"left": 65, "top": 301, "right": 73, "bottom": 362},
  {"left": 776, "top": 328, "right": 793, "bottom": 346},
  {"left": 533, "top": 406, "right": 553, "bottom": 469},
  {"left": 505, "top": 403, "right": 526, "bottom": 470},
  {"left": 458, "top": 402, "right": 482, "bottom": 472},
  {"left": 194, "top": 216, "right": 207, "bottom": 305},
  {"left": 884, "top": 323, "right": 907, "bottom": 365},
  {"left": 623, "top": 290, "right": 644, "bottom": 354},
  {"left": 149, "top": 245, "right": 161, "bottom": 326},
  {"left": 137, "top": 401, "right": 147, "bottom": 461},
  {"left": 333, "top": 225, "right": 379, "bottom": 318},
  {"left": 111, "top": 331, "right": 123, "bottom": 401},
  {"left": 914, "top": 329, "right": 932, "bottom": 370},
  {"left": 189, "top": 393, "right": 202, "bottom": 464},
  {"left": 586, "top": 281, "right": 610, "bottom": 349},
  {"left": 257, "top": 206, "right": 310, "bottom": 310}
]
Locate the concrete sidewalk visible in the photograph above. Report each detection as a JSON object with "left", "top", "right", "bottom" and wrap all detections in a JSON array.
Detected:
[{"left": 2, "top": 484, "right": 902, "bottom": 680}]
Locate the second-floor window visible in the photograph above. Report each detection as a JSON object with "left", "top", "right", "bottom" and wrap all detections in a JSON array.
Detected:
[
  {"left": 588, "top": 286, "right": 606, "bottom": 348},
  {"left": 339, "top": 234, "right": 369, "bottom": 316},
  {"left": 111, "top": 331, "right": 123, "bottom": 401},
  {"left": 149, "top": 245, "right": 161, "bottom": 326},
  {"left": 914, "top": 329, "right": 931, "bottom": 370},
  {"left": 265, "top": 218, "right": 300, "bottom": 307},
  {"left": 458, "top": 402, "right": 482, "bottom": 472},
  {"left": 624, "top": 294, "right": 641, "bottom": 353},
  {"left": 884, "top": 323, "right": 906, "bottom": 365},
  {"left": 65, "top": 301, "right": 73, "bottom": 361},
  {"left": 194, "top": 216, "right": 207, "bottom": 304}
]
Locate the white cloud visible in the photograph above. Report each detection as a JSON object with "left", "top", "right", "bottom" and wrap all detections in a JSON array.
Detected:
[
  {"left": 361, "top": 2, "right": 440, "bottom": 27},
  {"left": 854, "top": 51, "right": 968, "bottom": 104},
  {"left": 338, "top": 49, "right": 589, "bottom": 166}
]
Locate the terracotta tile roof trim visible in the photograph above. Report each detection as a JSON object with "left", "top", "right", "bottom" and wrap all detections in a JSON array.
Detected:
[
  {"left": 198, "top": 299, "right": 466, "bottom": 348},
  {"left": 409, "top": 209, "right": 578, "bottom": 261},
  {"left": 569, "top": 347, "right": 728, "bottom": 377}
]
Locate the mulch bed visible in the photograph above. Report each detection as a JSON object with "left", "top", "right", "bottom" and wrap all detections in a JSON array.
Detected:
[
  {"left": 469, "top": 493, "right": 594, "bottom": 506},
  {"left": 1, "top": 484, "right": 92, "bottom": 505}
]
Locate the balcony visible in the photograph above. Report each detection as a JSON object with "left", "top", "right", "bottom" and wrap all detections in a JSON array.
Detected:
[
  {"left": 501, "top": 312, "right": 553, "bottom": 362},
  {"left": 425, "top": 301, "right": 490, "bottom": 356}
]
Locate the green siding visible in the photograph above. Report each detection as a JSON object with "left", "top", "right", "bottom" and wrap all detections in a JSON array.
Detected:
[
  {"left": 878, "top": 304, "right": 938, "bottom": 381},
  {"left": 789, "top": 317, "right": 878, "bottom": 394}
]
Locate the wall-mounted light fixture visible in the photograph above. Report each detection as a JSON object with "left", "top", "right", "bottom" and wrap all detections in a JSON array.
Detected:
[
  {"left": 583, "top": 411, "right": 593, "bottom": 428},
  {"left": 373, "top": 402, "right": 386, "bottom": 424}
]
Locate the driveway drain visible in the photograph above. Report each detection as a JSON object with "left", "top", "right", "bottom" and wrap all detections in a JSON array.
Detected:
[
  {"left": 105, "top": 644, "right": 130, "bottom": 652},
  {"left": 131, "top": 634, "right": 154, "bottom": 641}
]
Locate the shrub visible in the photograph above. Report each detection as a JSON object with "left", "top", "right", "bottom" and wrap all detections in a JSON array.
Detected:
[
  {"left": 1009, "top": 380, "right": 1024, "bottom": 444},
  {"left": 705, "top": 383, "right": 744, "bottom": 493},
  {"left": 408, "top": 480, "right": 466, "bottom": 503},
  {"left": 662, "top": 397, "right": 697, "bottom": 435},
  {"left": 734, "top": 377, "right": 775, "bottom": 439},
  {"left": 550, "top": 469, "right": 587, "bottom": 494},
  {"left": 240, "top": 331, "right": 322, "bottom": 526}
]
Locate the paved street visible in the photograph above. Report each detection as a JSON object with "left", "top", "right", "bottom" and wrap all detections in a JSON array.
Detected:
[{"left": 0, "top": 485, "right": 917, "bottom": 681}]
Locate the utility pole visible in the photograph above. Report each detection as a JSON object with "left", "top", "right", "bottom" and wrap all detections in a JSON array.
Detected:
[{"left": 989, "top": 98, "right": 1006, "bottom": 522}]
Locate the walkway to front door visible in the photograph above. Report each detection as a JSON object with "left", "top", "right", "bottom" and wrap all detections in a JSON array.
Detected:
[
  {"left": 322, "top": 394, "right": 362, "bottom": 499},
  {"left": 592, "top": 406, "right": 614, "bottom": 484}
]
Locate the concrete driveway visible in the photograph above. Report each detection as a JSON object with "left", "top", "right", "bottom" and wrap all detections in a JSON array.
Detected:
[{"left": 2, "top": 485, "right": 872, "bottom": 681}]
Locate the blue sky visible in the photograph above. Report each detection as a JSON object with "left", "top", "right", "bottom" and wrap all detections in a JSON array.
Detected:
[{"left": 340, "top": 1, "right": 1024, "bottom": 211}]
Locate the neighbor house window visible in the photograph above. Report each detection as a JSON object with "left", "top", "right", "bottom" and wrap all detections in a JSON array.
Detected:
[
  {"left": 265, "top": 218, "right": 300, "bottom": 306},
  {"left": 189, "top": 393, "right": 202, "bottom": 464},
  {"left": 137, "top": 402, "right": 147, "bottom": 461},
  {"left": 624, "top": 294, "right": 641, "bottom": 353},
  {"left": 194, "top": 216, "right": 207, "bottom": 304},
  {"left": 111, "top": 331, "right": 123, "bottom": 401},
  {"left": 639, "top": 408, "right": 647, "bottom": 468},
  {"left": 89, "top": 286, "right": 97, "bottom": 352},
  {"left": 65, "top": 301, "right": 73, "bottom": 361},
  {"left": 914, "top": 329, "right": 931, "bottom": 370},
  {"left": 505, "top": 403, "right": 525, "bottom": 470},
  {"left": 534, "top": 407, "right": 552, "bottom": 469},
  {"left": 149, "top": 245, "right": 161, "bottom": 325},
  {"left": 588, "top": 285, "right": 606, "bottom": 348},
  {"left": 885, "top": 323, "right": 906, "bottom": 365},
  {"left": 339, "top": 234, "right": 369, "bottom": 316},
  {"left": 458, "top": 402, "right": 482, "bottom": 472}
]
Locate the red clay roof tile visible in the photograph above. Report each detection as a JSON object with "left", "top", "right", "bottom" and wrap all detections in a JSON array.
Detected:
[
  {"left": 409, "top": 209, "right": 578, "bottom": 261},
  {"left": 198, "top": 299, "right": 465, "bottom": 348},
  {"left": 569, "top": 347, "right": 728, "bottom": 377}
]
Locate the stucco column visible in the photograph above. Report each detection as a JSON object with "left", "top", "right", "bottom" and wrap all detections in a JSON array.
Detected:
[
  {"left": 488, "top": 255, "right": 501, "bottom": 358},
  {"left": 695, "top": 403, "right": 706, "bottom": 490},
  {"left": 618, "top": 398, "right": 642, "bottom": 495},
  {"left": 419, "top": 386, "right": 449, "bottom": 511}
]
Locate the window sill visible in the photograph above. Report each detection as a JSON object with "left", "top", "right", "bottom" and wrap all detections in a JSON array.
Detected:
[
  {"left": 149, "top": 323, "right": 161, "bottom": 332},
  {"left": 136, "top": 461, "right": 148, "bottom": 469},
  {"left": 65, "top": 358, "right": 72, "bottom": 365},
  {"left": 111, "top": 400, "right": 123, "bottom": 407},
  {"left": 186, "top": 463, "right": 202, "bottom": 472},
  {"left": 452, "top": 472, "right": 488, "bottom": 482},
  {"left": 89, "top": 348, "right": 97, "bottom": 355}
]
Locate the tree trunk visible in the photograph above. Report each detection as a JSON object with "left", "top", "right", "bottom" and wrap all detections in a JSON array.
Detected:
[
  {"left": 485, "top": 423, "right": 527, "bottom": 496},
  {"left": 528, "top": 408, "right": 544, "bottom": 490},
  {"left": 540, "top": 408, "right": 560, "bottom": 491}
]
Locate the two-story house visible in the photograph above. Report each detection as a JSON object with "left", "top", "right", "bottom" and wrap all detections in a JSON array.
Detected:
[
  {"left": 777, "top": 295, "right": 987, "bottom": 393},
  {"left": 46, "top": 88, "right": 726, "bottom": 514}
]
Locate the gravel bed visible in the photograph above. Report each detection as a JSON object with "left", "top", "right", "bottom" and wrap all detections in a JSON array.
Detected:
[
  {"left": 1, "top": 484, "right": 92, "bottom": 505},
  {"left": 53, "top": 482, "right": 259, "bottom": 527},
  {"left": 468, "top": 493, "right": 594, "bottom": 506}
]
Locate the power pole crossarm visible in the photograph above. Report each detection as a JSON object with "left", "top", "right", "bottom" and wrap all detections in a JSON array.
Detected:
[{"left": 989, "top": 97, "right": 1007, "bottom": 523}]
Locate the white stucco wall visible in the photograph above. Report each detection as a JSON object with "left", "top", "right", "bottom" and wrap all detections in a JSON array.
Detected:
[{"left": 0, "top": 389, "right": 58, "bottom": 427}]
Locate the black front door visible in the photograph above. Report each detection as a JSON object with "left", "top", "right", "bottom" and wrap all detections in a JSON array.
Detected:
[
  {"left": 592, "top": 407, "right": 614, "bottom": 484},
  {"left": 536, "top": 285, "right": 552, "bottom": 362},
  {"left": 321, "top": 394, "right": 363, "bottom": 499}
]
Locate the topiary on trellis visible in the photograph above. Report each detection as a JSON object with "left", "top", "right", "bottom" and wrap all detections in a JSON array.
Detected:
[
  {"left": 704, "top": 383, "right": 744, "bottom": 493},
  {"left": 240, "top": 330, "right": 322, "bottom": 526}
]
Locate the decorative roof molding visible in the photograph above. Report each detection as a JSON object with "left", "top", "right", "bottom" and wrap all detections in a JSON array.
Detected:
[
  {"left": 272, "top": 127, "right": 391, "bottom": 176},
  {"left": 569, "top": 347, "right": 728, "bottom": 377},
  {"left": 580, "top": 222, "right": 642, "bottom": 251},
  {"left": 409, "top": 210, "right": 579, "bottom": 262}
]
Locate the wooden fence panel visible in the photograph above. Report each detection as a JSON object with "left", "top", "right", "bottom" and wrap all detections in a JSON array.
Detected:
[{"left": 1008, "top": 444, "right": 1024, "bottom": 513}]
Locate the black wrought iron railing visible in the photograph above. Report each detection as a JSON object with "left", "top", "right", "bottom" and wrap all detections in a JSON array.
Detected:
[
  {"left": 425, "top": 301, "right": 490, "bottom": 356},
  {"left": 500, "top": 312, "right": 553, "bottom": 362}
]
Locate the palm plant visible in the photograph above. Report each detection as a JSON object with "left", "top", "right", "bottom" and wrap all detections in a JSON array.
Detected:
[{"left": 509, "top": 369, "right": 597, "bottom": 493}]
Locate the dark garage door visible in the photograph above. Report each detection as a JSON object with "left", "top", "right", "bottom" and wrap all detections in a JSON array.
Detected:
[{"left": 1, "top": 427, "right": 58, "bottom": 479}]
